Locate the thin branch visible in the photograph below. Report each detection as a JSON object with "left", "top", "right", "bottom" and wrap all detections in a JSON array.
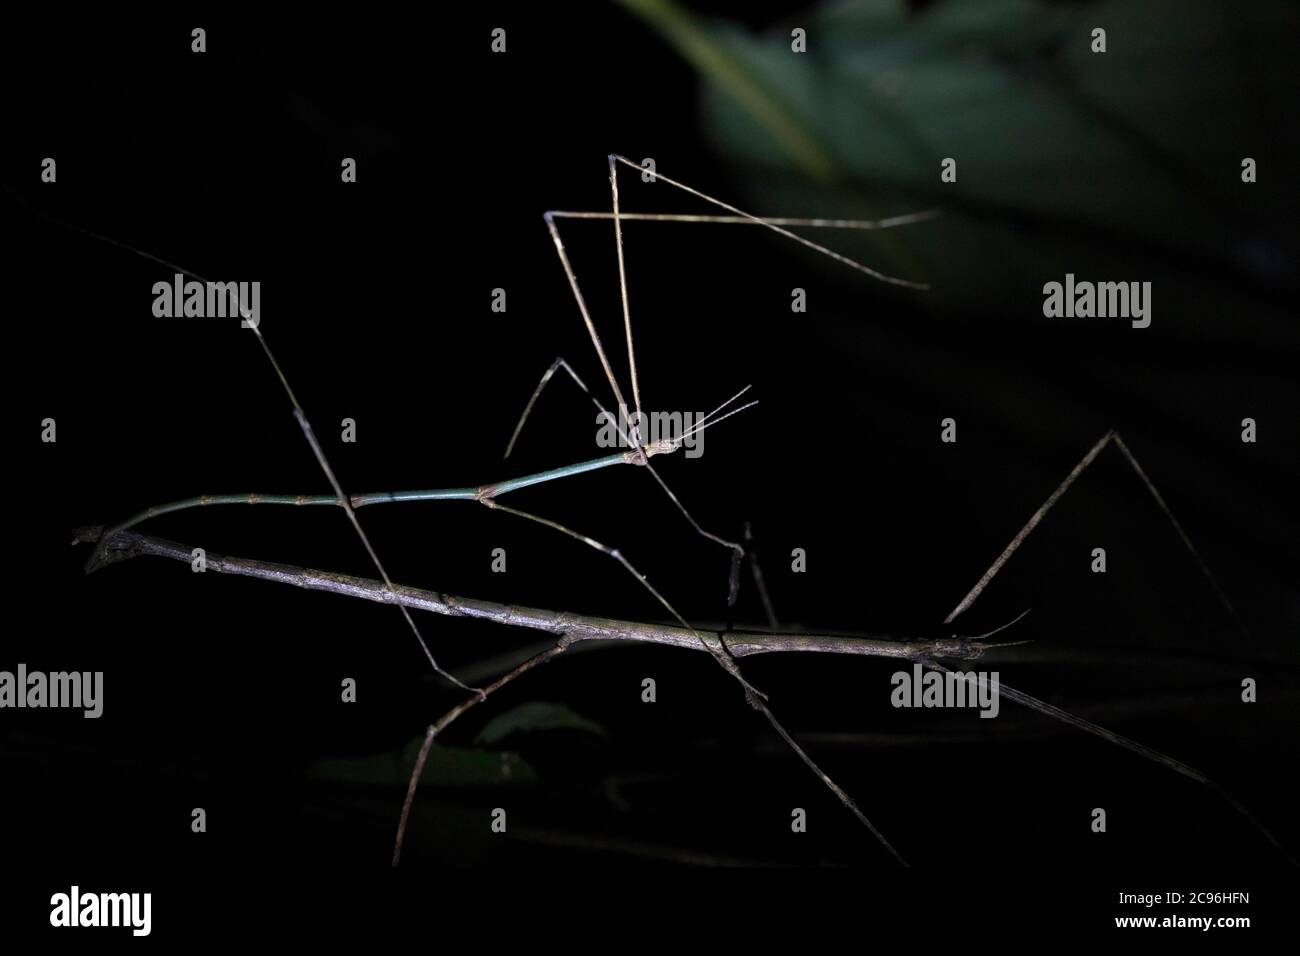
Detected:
[
  {"left": 74, "top": 527, "right": 985, "bottom": 663},
  {"left": 81, "top": 524, "right": 976, "bottom": 868},
  {"left": 80, "top": 525, "right": 1293, "bottom": 865}
]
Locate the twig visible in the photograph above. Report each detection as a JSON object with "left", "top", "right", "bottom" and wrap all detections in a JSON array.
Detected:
[
  {"left": 73, "top": 527, "right": 986, "bottom": 663},
  {"left": 77, "top": 524, "right": 983, "bottom": 868}
]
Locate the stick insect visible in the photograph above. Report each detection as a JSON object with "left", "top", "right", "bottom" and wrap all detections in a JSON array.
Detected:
[{"left": 19, "top": 153, "right": 1291, "bottom": 866}]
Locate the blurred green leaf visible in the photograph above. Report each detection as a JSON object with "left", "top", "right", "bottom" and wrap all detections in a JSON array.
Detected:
[
  {"left": 309, "top": 737, "right": 536, "bottom": 787},
  {"left": 475, "top": 701, "right": 609, "bottom": 747},
  {"left": 624, "top": 0, "right": 1298, "bottom": 310}
]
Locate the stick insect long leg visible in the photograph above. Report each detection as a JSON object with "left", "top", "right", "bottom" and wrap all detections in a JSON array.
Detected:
[
  {"left": 538, "top": 159, "right": 1286, "bottom": 861},
  {"left": 28, "top": 183, "right": 885, "bottom": 857},
  {"left": 942, "top": 430, "right": 1244, "bottom": 632},
  {"left": 505, "top": 355, "right": 754, "bottom": 603},
  {"left": 6, "top": 186, "right": 481, "bottom": 697},
  {"left": 475, "top": 494, "right": 909, "bottom": 865},
  {"left": 519, "top": 156, "right": 942, "bottom": 864},
  {"left": 928, "top": 430, "right": 1289, "bottom": 859},
  {"left": 540, "top": 156, "right": 937, "bottom": 606}
]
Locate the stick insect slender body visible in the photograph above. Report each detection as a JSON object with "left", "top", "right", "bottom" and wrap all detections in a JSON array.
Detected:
[{"left": 21, "top": 153, "right": 1290, "bottom": 867}]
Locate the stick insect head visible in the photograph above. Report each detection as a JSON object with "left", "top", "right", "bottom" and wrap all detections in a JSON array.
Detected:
[{"left": 642, "top": 384, "right": 760, "bottom": 459}]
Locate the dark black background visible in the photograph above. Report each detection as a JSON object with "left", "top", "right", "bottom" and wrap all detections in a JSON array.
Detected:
[{"left": 3, "top": 1, "right": 1298, "bottom": 936}]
